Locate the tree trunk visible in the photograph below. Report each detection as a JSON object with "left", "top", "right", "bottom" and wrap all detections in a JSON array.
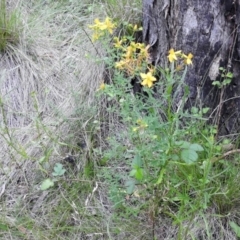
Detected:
[{"left": 143, "top": 0, "right": 240, "bottom": 136}]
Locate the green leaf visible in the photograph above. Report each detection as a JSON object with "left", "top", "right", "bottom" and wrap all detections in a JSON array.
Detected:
[
  {"left": 181, "top": 149, "right": 198, "bottom": 164},
  {"left": 189, "top": 143, "right": 204, "bottom": 152},
  {"left": 135, "top": 168, "right": 144, "bottom": 181},
  {"left": 125, "top": 180, "right": 135, "bottom": 194},
  {"left": 226, "top": 72, "right": 233, "bottom": 78},
  {"left": 38, "top": 156, "right": 46, "bottom": 164},
  {"left": 184, "top": 85, "right": 190, "bottom": 95},
  {"left": 222, "top": 138, "right": 230, "bottom": 144},
  {"left": 202, "top": 107, "right": 210, "bottom": 114},
  {"left": 175, "top": 141, "right": 191, "bottom": 149},
  {"left": 52, "top": 163, "right": 66, "bottom": 176},
  {"left": 41, "top": 178, "right": 54, "bottom": 190},
  {"left": 212, "top": 81, "right": 220, "bottom": 87},
  {"left": 130, "top": 169, "right": 136, "bottom": 177},
  {"left": 191, "top": 107, "right": 198, "bottom": 114},
  {"left": 172, "top": 154, "right": 179, "bottom": 161},
  {"left": 156, "top": 168, "right": 166, "bottom": 185},
  {"left": 132, "top": 155, "right": 142, "bottom": 168},
  {"left": 230, "top": 221, "right": 240, "bottom": 237},
  {"left": 0, "top": 223, "right": 8, "bottom": 230},
  {"left": 223, "top": 79, "right": 231, "bottom": 85}
]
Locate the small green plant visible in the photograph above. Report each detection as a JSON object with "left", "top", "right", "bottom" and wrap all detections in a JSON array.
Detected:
[
  {"left": 212, "top": 67, "right": 233, "bottom": 88},
  {"left": 212, "top": 67, "right": 233, "bottom": 131},
  {"left": 89, "top": 16, "right": 240, "bottom": 239},
  {"left": 0, "top": 0, "right": 20, "bottom": 51},
  {"left": 52, "top": 163, "right": 66, "bottom": 176},
  {"left": 41, "top": 178, "right": 54, "bottom": 190},
  {"left": 40, "top": 162, "right": 66, "bottom": 190},
  {"left": 90, "top": 16, "right": 240, "bottom": 238}
]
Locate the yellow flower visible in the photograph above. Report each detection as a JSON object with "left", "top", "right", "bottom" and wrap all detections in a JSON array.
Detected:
[
  {"left": 140, "top": 72, "right": 157, "bottom": 88},
  {"left": 89, "top": 18, "right": 102, "bottom": 30},
  {"left": 115, "top": 60, "right": 126, "bottom": 69},
  {"left": 92, "top": 32, "right": 102, "bottom": 41},
  {"left": 133, "top": 24, "right": 138, "bottom": 31},
  {"left": 96, "top": 82, "right": 106, "bottom": 91},
  {"left": 168, "top": 48, "right": 182, "bottom": 62},
  {"left": 99, "top": 82, "right": 105, "bottom": 90},
  {"left": 124, "top": 45, "right": 135, "bottom": 59},
  {"left": 103, "top": 17, "right": 115, "bottom": 34},
  {"left": 130, "top": 42, "right": 139, "bottom": 51},
  {"left": 131, "top": 24, "right": 142, "bottom": 32},
  {"left": 89, "top": 17, "right": 115, "bottom": 35},
  {"left": 182, "top": 53, "right": 193, "bottom": 65},
  {"left": 133, "top": 119, "right": 148, "bottom": 132},
  {"left": 136, "top": 119, "right": 148, "bottom": 128},
  {"left": 138, "top": 44, "right": 150, "bottom": 59},
  {"left": 113, "top": 37, "right": 123, "bottom": 48},
  {"left": 133, "top": 127, "right": 139, "bottom": 132}
]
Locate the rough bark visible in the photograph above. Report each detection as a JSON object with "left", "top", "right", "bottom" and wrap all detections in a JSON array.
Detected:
[{"left": 143, "top": 0, "right": 240, "bottom": 135}]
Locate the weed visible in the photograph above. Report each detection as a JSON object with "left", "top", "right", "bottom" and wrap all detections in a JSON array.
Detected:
[
  {"left": 212, "top": 67, "right": 233, "bottom": 89},
  {"left": 90, "top": 17, "right": 240, "bottom": 239},
  {"left": 0, "top": 0, "right": 21, "bottom": 51},
  {"left": 212, "top": 67, "right": 233, "bottom": 134}
]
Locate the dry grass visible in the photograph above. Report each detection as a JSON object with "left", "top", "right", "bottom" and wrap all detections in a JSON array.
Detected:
[{"left": 0, "top": 0, "right": 106, "bottom": 239}]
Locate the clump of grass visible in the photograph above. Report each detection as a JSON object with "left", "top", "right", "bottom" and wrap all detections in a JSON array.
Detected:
[
  {"left": 99, "top": 0, "right": 141, "bottom": 22},
  {"left": 0, "top": 0, "right": 21, "bottom": 51}
]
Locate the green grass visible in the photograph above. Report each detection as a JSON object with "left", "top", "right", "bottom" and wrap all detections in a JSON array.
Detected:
[
  {"left": 0, "top": 0, "right": 21, "bottom": 51},
  {"left": 1, "top": 0, "right": 240, "bottom": 239}
]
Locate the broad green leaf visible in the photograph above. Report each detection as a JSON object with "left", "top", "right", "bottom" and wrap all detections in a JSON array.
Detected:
[
  {"left": 132, "top": 155, "right": 142, "bottom": 168},
  {"left": 52, "top": 163, "right": 66, "bottom": 176},
  {"left": 130, "top": 169, "right": 136, "bottom": 177},
  {"left": 41, "top": 178, "right": 54, "bottom": 190},
  {"left": 226, "top": 72, "right": 233, "bottom": 78},
  {"left": 212, "top": 81, "right": 220, "bottom": 86},
  {"left": 181, "top": 149, "right": 198, "bottom": 164},
  {"left": 230, "top": 221, "right": 240, "bottom": 237},
  {"left": 202, "top": 107, "right": 210, "bottom": 114},
  {"left": 135, "top": 168, "right": 144, "bottom": 181},
  {"left": 189, "top": 143, "right": 204, "bottom": 152},
  {"left": 223, "top": 79, "right": 231, "bottom": 85},
  {"left": 125, "top": 180, "right": 135, "bottom": 194}
]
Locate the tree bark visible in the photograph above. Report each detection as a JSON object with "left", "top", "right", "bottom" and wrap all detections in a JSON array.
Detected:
[{"left": 143, "top": 0, "right": 240, "bottom": 135}]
